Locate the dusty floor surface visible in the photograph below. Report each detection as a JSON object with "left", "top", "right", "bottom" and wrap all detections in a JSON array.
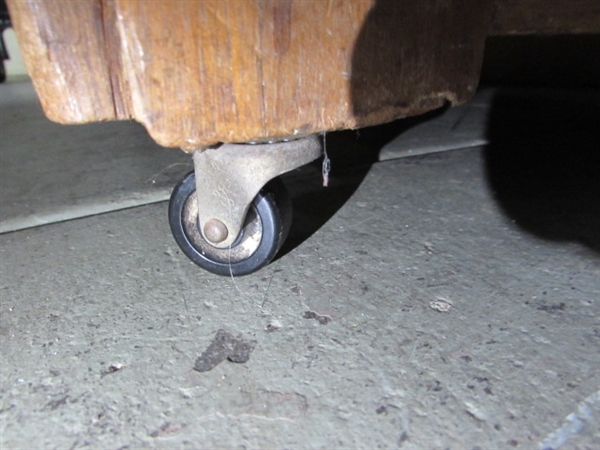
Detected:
[
  {"left": 0, "top": 81, "right": 190, "bottom": 233},
  {"left": 1, "top": 82, "right": 599, "bottom": 449}
]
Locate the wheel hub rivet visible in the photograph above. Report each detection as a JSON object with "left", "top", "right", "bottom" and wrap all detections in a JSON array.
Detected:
[{"left": 203, "top": 218, "right": 229, "bottom": 244}]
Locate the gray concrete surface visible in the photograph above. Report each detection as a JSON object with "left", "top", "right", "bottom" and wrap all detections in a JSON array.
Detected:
[
  {"left": 1, "top": 83, "right": 599, "bottom": 449},
  {"left": 378, "top": 88, "right": 493, "bottom": 160},
  {"left": 0, "top": 80, "right": 190, "bottom": 233}
]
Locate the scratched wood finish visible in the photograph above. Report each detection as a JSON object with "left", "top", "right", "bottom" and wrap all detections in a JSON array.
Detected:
[
  {"left": 11, "top": 0, "right": 597, "bottom": 150},
  {"left": 6, "top": 0, "right": 115, "bottom": 122}
]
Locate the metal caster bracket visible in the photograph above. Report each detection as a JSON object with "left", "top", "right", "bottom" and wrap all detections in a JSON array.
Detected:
[{"left": 192, "top": 135, "right": 322, "bottom": 248}]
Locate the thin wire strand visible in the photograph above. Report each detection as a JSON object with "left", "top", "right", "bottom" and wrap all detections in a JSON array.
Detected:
[{"left": 322, "top": 132, "right": 331, "bottom": 187}]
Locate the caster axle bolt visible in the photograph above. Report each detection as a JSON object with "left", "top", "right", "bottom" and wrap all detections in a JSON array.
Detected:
[{"left": 203, "top": 218, "right": 228, "bottom": 244}]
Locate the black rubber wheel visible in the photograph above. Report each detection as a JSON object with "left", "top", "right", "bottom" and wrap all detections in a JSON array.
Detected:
[{"left": 168, "top": 171, "right": 292, "bottom": 276}]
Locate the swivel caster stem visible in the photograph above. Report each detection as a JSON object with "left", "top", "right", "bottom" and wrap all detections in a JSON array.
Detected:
[
  {"left": 169, "top": 135, "right": 322, "bottom": 276},
  {"left": 192, "top": 135, "right": 321, "bottom": 248}
]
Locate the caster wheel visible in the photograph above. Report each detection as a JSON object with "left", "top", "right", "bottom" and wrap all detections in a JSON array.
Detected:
[{"left": 169, "top": 171, "right": 292, "bottom": 276}]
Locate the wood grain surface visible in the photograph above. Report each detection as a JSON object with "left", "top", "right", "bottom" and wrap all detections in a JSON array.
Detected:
[
  {"left": 7, "top": 0, "right": 598, "bottom": 149},
  {"left": 491, "top": 0, "right": 600, "bottom": 35},
  {"left": 7, "top": 0, "right": 115, "bottom": 123}
]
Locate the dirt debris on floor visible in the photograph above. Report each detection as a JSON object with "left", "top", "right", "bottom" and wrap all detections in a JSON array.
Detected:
[{"left": 193, "top": 329, "right": 257, "bottom": 372}]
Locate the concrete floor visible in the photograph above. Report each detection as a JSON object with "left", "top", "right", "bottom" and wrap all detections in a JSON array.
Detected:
[{"left": 1, "top": 81, "right": 599, "bottom": 449}]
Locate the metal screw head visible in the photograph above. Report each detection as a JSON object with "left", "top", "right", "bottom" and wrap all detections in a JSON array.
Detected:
[{"left": 203, "top": 219, "right": 228, "bottom": 244}]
